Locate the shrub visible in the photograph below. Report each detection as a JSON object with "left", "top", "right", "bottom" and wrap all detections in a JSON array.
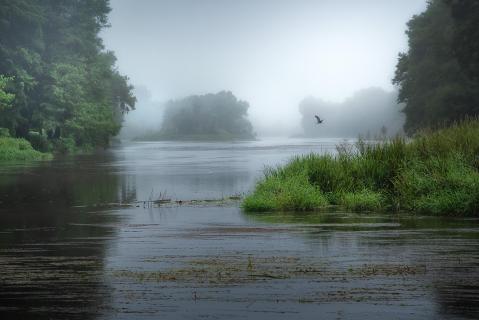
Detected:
[
  {"left": 0, "top": 137, "right": 51, "bottom": 161},
  {"left": 0, "top": 127, "right": 10, "bottom": 137},
  {"left": 54, "top": 137, "right": 76, "bottom": 154},
  {"left": 27, "top": 132, "right": 51, "bottom": 152}
]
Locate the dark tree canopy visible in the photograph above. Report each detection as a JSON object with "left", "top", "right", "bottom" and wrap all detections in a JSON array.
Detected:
[
  {"left": 393, "top": 0, "right": 479, "bottom": 134},
  {"left": 0, "top": 0, "right": 135, "bottom": 151},
  {"left": 155, "top": 91, "right": 255, "bottom": 140},
  {"left": 447, "top": 0, "right": 479, "bottom": 82}
]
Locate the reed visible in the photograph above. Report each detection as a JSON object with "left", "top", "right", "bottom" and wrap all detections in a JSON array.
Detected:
[{"left": 243, "top": 118, "right": 479, "bottom": 215}]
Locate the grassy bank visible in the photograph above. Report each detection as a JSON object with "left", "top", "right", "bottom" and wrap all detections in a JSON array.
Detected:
[
  {"left": 243, "top": 119, "right": 479, "bottom": 215},
  {"left": 0, "top": 137, "right": 52, "bottom": 161}
]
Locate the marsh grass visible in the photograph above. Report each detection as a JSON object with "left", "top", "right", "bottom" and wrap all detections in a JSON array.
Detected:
[
  {"left": 243, "top": 118, "right": 479, "bottom": 215},
  {"left": 0, "top": 137, "right": 52, "bottom": 161}
]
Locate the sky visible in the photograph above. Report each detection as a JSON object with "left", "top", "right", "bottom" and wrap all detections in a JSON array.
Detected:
[{"left": 102, "top": 0, "right": 427, "bottom": 136}]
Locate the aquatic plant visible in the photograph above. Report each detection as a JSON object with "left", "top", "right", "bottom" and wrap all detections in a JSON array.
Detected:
[{"left": 243, "top": 118, "right": 479, "bottom": 215}]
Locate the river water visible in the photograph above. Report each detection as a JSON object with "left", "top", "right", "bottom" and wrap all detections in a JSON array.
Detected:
[{"left": 0, "top": 139, "right": 478, "bottom": 319}]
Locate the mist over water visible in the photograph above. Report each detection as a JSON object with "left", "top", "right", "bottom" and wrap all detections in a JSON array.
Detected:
[
  {"left": 3, "top": 1, "right": 479, "bottom": 319},
  {"left": 103, "top": 0, "right": 427, "bottom": 138}
]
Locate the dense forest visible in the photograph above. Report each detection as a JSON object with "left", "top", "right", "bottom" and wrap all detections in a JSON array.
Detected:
[
  {"left": 394, "top": 0, "right": 479, "bottom": 134},
  {"left": 299, "top": 88, "right": 405, "bottom": 138},
  {"left": 142, "top": 91, "right": 255, "bottom": 141},
  {"left": 0, "top": 0, "right": 135, "bottom": 152}
]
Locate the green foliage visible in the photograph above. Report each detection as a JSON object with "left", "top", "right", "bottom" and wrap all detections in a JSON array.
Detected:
[
  {"left": 394, "top": 0, "right": 479, "bottom": 134},
  {"left": 242, "top": 173, "right": 328, "bottom": 212},
  {"left": 0, "top": 0, "right": 135, "bottom": 152},
  {"left": 65, "top": 103, "right": 120, "bottom": 148},
  {"left": 394, "top": 155, "right": 479, "bottom": 215},
  {"left": 0, "top": 128, "right": 10, "bottom": 137},
  {"left": 243, "top": 119, "right": 479, "bottom": 215},
  {"left": 0, "top": 75, "right": 15, "bottom": 111},
  {"left": 27, "top": 131, "right": 50, "bottom": 152},
  {"left": 0, "top": 137, "right": 51, "bottom": 161},
  {"left": 340, "top": 190, "right": 384, "bottom": 212},
  {"left": 151, "top": 91, "right": 255, "bottom": 140},
  {"left": 54, "top": 137, "right": 76, "bottom": 154}
]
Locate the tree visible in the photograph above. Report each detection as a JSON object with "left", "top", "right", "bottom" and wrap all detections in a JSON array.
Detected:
[
  {"left": 447, "top": 0, "right": 479, "bottom": 82},
  {"left": 393, "top": 0, "right": 479, "bottom": 134},
  {"left": 153, "top": 91, "right": 255, "bottom": 140},
  {"left": 0, "top": 0, "right": 135, "bottom": 150}
]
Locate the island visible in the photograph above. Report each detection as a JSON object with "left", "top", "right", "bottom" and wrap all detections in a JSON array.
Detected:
[{"left": 138, "top": 91, "right": 255, "bottom": 141}]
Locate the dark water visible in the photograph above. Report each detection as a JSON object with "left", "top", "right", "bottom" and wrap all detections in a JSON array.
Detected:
[{"left": 0, "top": 139, "right": 478, "bottom": 319}]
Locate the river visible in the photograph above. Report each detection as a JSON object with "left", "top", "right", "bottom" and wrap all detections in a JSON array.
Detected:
[{"left": 0, "top": 139, "right": 478, "bottom": 319}]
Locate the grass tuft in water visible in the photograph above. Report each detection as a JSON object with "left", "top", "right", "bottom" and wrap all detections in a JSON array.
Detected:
[{"left": 243, "top": 118, "right": 479, "bottom": 215}]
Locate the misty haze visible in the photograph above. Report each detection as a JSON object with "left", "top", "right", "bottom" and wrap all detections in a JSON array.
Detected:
[{"left": 1, "top": 1, "right": 479, "bottom": 319}]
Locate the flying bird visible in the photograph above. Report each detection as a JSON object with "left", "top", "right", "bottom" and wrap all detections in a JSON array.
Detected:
[{"left": 314, "top": 115, "right": 324, "bottom": 124}]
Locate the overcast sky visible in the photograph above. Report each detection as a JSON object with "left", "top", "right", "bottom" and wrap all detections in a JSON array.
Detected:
[{"left": 103, "top": 0, "right": 427, "bottom": 135}]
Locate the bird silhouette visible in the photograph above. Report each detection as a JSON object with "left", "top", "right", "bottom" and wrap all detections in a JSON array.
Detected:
[{"left": 314, "top": 115, "right": 324, "bottom": 124}]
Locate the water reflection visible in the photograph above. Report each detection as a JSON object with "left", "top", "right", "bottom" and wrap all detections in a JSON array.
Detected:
[
  {"left": 0, "top": 140, "right": 477, "bottom": 319},
  {"left": 0, "top": 153, "right": 129, "bottom": 319},
  {"left": 246, "top": 211, "right": 479, "bottom": 319}
]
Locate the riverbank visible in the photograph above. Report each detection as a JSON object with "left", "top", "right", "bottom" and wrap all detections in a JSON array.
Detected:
[
  {"left": 243, "top": 119, "right": 479, "bottom": 215},
  {"left": 0, "top": 137, "right": 52, "bottom": 161}
]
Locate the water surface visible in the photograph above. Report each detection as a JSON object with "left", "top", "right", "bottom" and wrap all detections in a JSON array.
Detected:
[{"left": 0, "top": 139, "right": 478, "bottom": 319}]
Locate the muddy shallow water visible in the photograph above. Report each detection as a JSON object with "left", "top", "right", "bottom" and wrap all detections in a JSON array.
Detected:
[{"left": 0, "top": 139, "right": 478, "bottom": 319}]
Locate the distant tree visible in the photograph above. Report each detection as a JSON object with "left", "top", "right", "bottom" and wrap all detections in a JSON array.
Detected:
[
  {"left": 393, "top": 0, "right": 479, "bottom": 134},
  {"left": 156, "top": 91, "right": 255, "bottom": 140},
  {"left": 299, "top": 88, "right": 404, "bottom": 138}
]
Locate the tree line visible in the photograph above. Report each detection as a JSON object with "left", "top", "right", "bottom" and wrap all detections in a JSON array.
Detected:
[{"left": 0, "top": 0, "right": 135, "bottom": 152}]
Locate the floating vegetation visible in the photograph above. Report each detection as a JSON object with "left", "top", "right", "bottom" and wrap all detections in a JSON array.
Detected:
[
  {"left": 80, "top": 195, "right": 243, "bottom": 209},
  {"left": 110, "top": 255, "right": 427, "bottom": 286}
]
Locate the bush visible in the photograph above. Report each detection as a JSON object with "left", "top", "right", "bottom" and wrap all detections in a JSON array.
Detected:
[
  {"left": 0, "top": 127, "right": 10, "bottom": 137},
  {"left": 54, "top": 137, "right": 76, "bottom": 154},
  {"left": 27, "top": 132, "right": 51, "bottom": 152},
  {"left": 0, "top": 137, "right": 51, "bottom": 161}
]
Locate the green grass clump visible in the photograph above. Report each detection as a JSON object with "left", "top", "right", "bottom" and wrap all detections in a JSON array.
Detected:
[
  {"left": 394, "top": 155, "right": 479, "bottom": 215},
  {"left": 242, "top": 173, "right": 328, "bottom": 212},
  {"left": 243, "top": 118, "right": 479, "bottom": 215},
  {"left": 340, "top": 189, "right": 384, "bottom": 211},
  {"left": 0, "top": 137, "right": 52, "bottom": 161}
]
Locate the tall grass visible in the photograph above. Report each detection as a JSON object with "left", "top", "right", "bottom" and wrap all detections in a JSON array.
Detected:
[
  {"left": 0, "top": 137, "right": 52, "bottom": 161},
  {"left": 243, "top": 118, "right": 479, "bottom": 215}
]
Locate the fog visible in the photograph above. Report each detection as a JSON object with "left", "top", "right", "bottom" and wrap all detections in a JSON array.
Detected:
[
  {"left": 299, "top": 88, "right": 405, "bottom": 138},
  {"left": 103, "top": 0, "right": 427, "bottom": 138}
]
